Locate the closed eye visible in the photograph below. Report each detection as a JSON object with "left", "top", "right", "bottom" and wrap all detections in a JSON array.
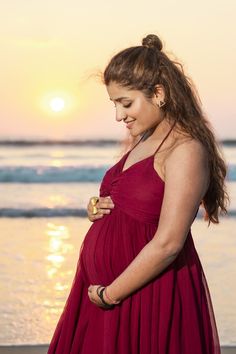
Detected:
[{"left": 112, "top": 102, "right": 132, "bottom": 108}]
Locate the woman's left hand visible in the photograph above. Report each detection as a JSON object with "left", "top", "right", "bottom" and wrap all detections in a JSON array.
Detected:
[{"left": 88, "top": 284, "right": 112, "bottom": 308}]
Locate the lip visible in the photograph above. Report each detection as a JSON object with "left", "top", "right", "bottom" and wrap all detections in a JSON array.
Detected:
[{"left": 126, "top": 120, "right": 135, "bottom": 129}]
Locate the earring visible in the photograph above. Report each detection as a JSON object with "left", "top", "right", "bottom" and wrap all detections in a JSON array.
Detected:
[{"left": 157, "top": 100, "right": 165, "bottom": 108}]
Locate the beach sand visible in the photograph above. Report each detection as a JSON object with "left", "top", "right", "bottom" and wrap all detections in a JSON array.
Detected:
[{"left": 0, "top": 345, "right": 235, "bottom": 353}]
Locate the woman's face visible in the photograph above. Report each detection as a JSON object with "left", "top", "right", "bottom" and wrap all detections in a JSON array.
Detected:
[{"left": 106, "top": 81, "right": 165, "bottom": 137}]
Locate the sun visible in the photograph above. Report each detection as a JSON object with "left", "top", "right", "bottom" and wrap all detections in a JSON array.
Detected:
[
  {"left": 50, "top": 97, "right": 65, "bottom": 112},
  {"left": 40, "top": 91, "right": 76, "bottom": 117}
]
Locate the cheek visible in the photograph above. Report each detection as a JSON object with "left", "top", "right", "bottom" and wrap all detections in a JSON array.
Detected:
[
  {"left": 129, "top": 100, "right": 143, "bottom": 118},
  {"left": 131, "top": 101, "right": 155, "bottom": 123}
]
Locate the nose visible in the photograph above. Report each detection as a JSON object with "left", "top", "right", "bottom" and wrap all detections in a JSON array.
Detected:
[{"left": 115, "top": 106, "right": 127, "bottom": 122}]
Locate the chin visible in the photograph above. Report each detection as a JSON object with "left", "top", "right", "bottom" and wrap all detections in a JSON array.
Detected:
[
  {"left": 129, "top": 127, "right": 143, "bottom": 137},
  {"left": 130, "top": 131, "right": 139, "bottom": 138}
]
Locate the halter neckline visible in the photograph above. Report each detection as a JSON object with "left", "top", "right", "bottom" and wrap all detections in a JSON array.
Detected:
[{"left": 121, "top": 121, "right": 176, "bottom": 174}]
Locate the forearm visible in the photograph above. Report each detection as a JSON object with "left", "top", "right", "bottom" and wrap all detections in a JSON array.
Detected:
[{"left": 106, "top": 238, "right": 179, "bottom": 302}]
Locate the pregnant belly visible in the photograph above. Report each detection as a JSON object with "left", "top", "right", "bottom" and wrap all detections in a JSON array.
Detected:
[{"left": 80, "top": 208, "right": 157, "bottom": 286}]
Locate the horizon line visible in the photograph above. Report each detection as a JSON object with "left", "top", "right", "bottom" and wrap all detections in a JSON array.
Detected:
[{"left": 0, "top": 138, "right": 235, "bottom": 146}]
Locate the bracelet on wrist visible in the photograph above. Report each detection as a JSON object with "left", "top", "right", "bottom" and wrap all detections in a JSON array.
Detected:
[{"left": 96, "top": 286, "right": 114, "bottom": 309}]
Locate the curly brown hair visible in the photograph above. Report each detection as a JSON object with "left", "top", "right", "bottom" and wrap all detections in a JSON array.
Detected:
[{"left": 102, "top": 34, "right": 229, "bottom": 225}]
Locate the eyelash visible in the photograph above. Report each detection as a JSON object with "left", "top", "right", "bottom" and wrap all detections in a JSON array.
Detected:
[{"left": 113, "top": 103, "right": 132, "bottom": 108}]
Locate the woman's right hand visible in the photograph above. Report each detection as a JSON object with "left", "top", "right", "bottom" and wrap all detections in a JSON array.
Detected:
[{"left": 87, "top": 196, "right": 115, "bottom": 222}]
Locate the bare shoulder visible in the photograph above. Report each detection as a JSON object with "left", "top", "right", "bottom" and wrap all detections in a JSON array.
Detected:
[
  {"left": 154, "top": 129, "right": 209, "bottom": 183},
  {"left": 166, "top": 134, "right": 208, "bottom": 167},
  {"left": 164, "top": 134, "right": 210, "bottom": 192}
]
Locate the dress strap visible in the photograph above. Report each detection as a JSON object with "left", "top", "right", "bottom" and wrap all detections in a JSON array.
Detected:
[
  {"left": 153, "top": 121, "right": 176, "bottom": 155},
  {"left": 127, "top": 120, "right": 176, "bottom": 156},
  {"left": 128, "top": 135, "right": 143, "bottom": 153}
]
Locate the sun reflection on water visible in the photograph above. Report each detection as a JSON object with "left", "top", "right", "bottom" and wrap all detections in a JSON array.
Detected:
[
  {"left": 51, "top": 159, "right": 62, "bottom": 167},
  {"left": 46, "top": 222, "right": 74, "bottom": 280},
  {"left": 50, "top": 150, "right": 65, "bottom": 158},
  {"left": 50, "top": 150, "right": 65, "bottom": 167},
  {"left": 55, "top": 282, "right": 69, "bottom": 291},
  {"left": 47, "top": 254, "right": 65, "bottom": 264},
  {"left": 42, "top": 194, "right": 69, "bottom": 209}
]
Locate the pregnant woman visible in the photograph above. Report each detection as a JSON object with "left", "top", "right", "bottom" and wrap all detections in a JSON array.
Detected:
[{"left": 48, "top": 34, "right": 228, "bottom": 354}]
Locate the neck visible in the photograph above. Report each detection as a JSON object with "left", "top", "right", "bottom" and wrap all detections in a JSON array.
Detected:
[{"left": 142, "top": 118, "right": 174, "bottom": 142}]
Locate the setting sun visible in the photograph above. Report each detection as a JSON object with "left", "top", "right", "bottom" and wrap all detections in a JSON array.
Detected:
[
  {"left": 39, "top": 91, "right": 77, "bottom": 118},
  {"left": 50, "top": 97, "right": 65, "bottom": 112}
]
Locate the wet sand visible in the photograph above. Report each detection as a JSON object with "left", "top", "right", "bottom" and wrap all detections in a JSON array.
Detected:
[
  {"left": 0, "top": 346, "right": 48, "bottom": 354},
  {"left": 0, "top": 345, "right": 235, "bottom": 353}
]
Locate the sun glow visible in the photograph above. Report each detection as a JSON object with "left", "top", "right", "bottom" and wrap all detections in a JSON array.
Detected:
[
  {"left": 40, "top": 91, "right": 77, "bottom": 117},
  {"left": 50, "top": 97, "right": 65, "bottom": 112}
]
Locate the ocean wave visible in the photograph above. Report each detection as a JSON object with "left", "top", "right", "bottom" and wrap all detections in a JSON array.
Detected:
[
  {"left": 0, "top": 208, "right": 88, "bottom": 218},
  {"left": 0, "top": 164, "right": 235, "bottom": 183},
  {"left": 0, "top": 166, "right": 109, "bottom": 183},
  {"left": 227, "top": 165, "right": 236, "bottom": 181},
  {"left": 0, "top": 207, "right": 235, "bottom": 218}
]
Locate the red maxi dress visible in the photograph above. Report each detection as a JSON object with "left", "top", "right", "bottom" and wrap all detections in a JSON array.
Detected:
[{"left": 48, "top": 125, "right": 221, "bottom": 354}]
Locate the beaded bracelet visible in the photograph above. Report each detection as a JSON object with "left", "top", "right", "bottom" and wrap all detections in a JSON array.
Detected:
[{"left": 96, "top": 286, "right": 114, "bottom": 309}]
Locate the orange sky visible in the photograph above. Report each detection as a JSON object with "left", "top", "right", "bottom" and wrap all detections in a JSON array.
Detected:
[{"left": 0, "top": 0, "right": 235, "bottom": 140}]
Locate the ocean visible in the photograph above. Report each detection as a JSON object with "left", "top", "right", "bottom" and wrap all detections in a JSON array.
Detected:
[{"left": 0, "top": 140, "right": 235, "bottom": 346}]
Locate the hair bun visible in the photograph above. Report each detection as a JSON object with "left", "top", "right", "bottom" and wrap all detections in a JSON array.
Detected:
[{"left": 142, "top": 34, "right": 163, "bottom": 51}]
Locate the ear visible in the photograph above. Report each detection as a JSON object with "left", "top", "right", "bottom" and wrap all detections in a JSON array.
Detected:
[{"left": 153, "top": 84, "right": 165, "bottom": 101}]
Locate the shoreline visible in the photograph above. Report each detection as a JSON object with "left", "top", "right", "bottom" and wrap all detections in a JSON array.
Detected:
[{"left": 0, "top": 346, "right": 235, "bottom": 354}]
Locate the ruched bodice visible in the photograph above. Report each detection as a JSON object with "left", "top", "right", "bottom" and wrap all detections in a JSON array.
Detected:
[
  {"left": 101, "top": 155, "right": 165, "bottom": 224},
  {"left": 100, "top": 124, "right": 174, "bottom": 224}
]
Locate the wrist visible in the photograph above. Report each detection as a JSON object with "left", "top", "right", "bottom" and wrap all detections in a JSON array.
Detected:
[{"left": 104, "top": 286, "right": 121, "bottom": 305}]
